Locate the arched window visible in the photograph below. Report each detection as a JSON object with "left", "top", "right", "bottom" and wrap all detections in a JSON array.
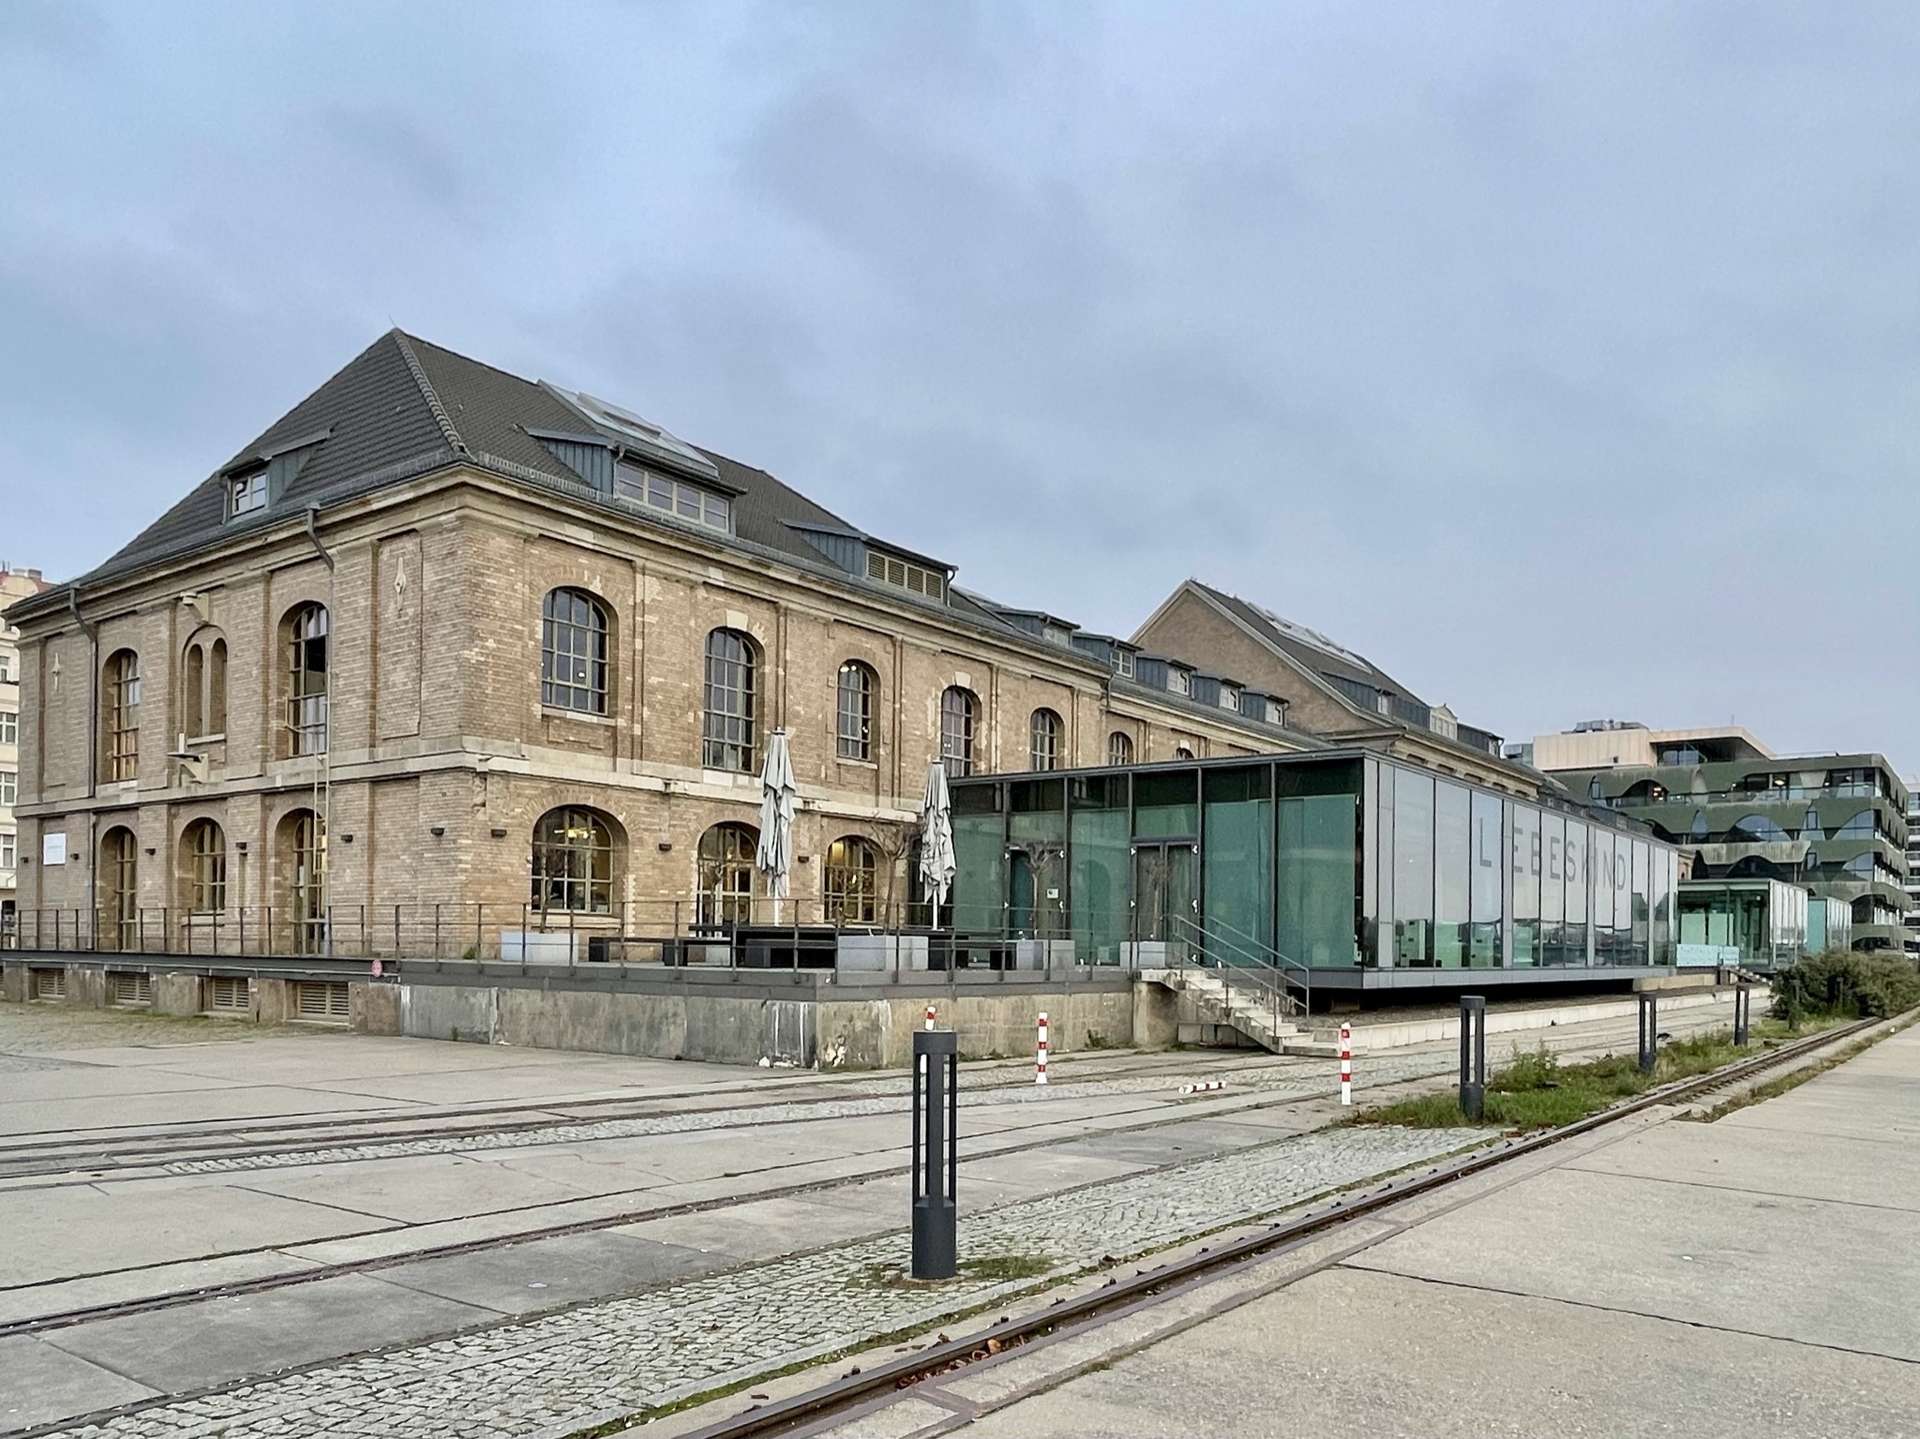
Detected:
[
  {"left": 182, "top": 630, "right": 228, "bottom": 739},
  {"left": 285, "top": 604, "right": 329, "bottom": 756},
  {"left": 837, "top": 661, "right": 874, "bottom": 761},
  {"left": 1832, "top": 810, "right": 1875, "bottom": 839},
  {"left": 1688, "top": 810, "right": 1709, "bottom": 841},
  {"left": 940, "top": 687, "right": 977, "bottom": 778},
  {"left": 183, "top": 819, "right": 226, "bottom": 913},
  {"left": 1732, "top": 814, "right": 1790, "bottom": 843},
  {"left": 541, "top": 588, "right": 609, "bottom": 714},
  {"left": 697, "top": 822, "right": 759, "bottom": 926},
  {"left": 1174, "top": 744, "right": 1196, "bottom": 760},
  {"left": 1029, "top": 709, "right": 1062, "bottom": 771},
  {"left": 1107, "top": 731, "right": 1135, "bottom": 767},
  {"left": 824, "top": 835, "right": 879, "bottom": 924},
  {"left": 100, "top": 825, "right": 137, "bottom": 949},
  {"left": 702, "top": 629, "right": 757, "bottom": 772},
  {"left": 531, "top": 807, "right": 615, "bottom": 914},
  {"left": 103, "top": 649, "right": 141, "bottom": 781},
  {"left": 280, "top": 809, "right": 326, "bottom": 955}
]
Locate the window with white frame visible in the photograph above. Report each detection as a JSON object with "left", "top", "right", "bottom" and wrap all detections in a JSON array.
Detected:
[
  {"left": 0, "top": 710, "right": 14, "bottom": 744},
  {"left": 865, "top": 551, "right": 946, "bottom": 600},
  {"left": 1, "top": 769, "right": 17, "bottom": 806},
  {"left": 614, "top": 461, "right": 731, "bottom": 532},
  {"left": 228, "top": 467, "right": 268, "bottom": 518},
  {"left": 0, "top": 832, "right": 13, "bottom": 868}
]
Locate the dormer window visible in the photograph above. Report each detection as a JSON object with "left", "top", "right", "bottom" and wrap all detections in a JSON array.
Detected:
[
  {"left": 1170, "top": 669, "right": 1191, "bottom": 697},
  {"left": 1113, "top": 650, "right": 1135, "bottom": 679},
  {"left": 1220, "top": 685, "right": 1240, "bottom": 713},
  {"left": 865, "top": 551, "right": 946, "bottom": 600},
  {"left": 1266, "top": 697, "right": 1287, "bottom": 726},
  {"left": 614, "top": 461, "right": 730, "bottom": 532},
  {"left": 228, "top": 467, "right": 268, "bottom": 518}
]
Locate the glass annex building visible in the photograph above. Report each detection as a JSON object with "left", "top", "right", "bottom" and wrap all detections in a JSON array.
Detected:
[{"left": 946, "top": 751, "right": 1683, "bottom": 994}]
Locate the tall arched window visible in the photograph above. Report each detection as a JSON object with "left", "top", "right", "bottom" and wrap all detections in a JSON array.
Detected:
[
  {"left": 837, "top": 661, "right": 874, "bottom": 761},
  {"left": 941, "top": 686, "right": 977, "bottom": 778},
  {"left": 1029, "top": 709, "right": 1062, "bottom": 771},
  {"left": 285, "top": 604, "right": 329, "bottom": 756},
  {"left": 181, "top": 630, "right": 228, "bottom": 739},
  {"left": 103, "top": 649, "right": 141, "bottom": 781},
  {"left": 1107, "top": 731, "right": 1134, "bottom": 767},
  {"left": 100, "top": 825, "right": 137, "bottom": 948},
  {"left": 541, "top": 588, "right": 609, "bottom": 714},
  {"left": 183, "top": 819, "right": 226, "bottom": 913},
  {"left": 531, "top": 806, "right": 615, "bottom": 914},
  {"left": 703, "top": 629, "right": 757, "bottom": 772},
  {"left": 697, "top": 822, "right": 759, "bottom": 926},
  {"left": 280, "top": 809, "right": 326, "bottom": 955},
  {"left": 824, "top": 836, "right": 879, "bottom": 924}
]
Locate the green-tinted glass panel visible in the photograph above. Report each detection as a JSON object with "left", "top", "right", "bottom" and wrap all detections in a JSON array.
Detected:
[
  {"left": 950, "top": 811, "right": 1004, "bottom": 931},
  {"left": 1070, "top": 807, "right": 1130, "bottom": 964},
  {"left": 1433, "top": 781, "right": 1470, "bottom": 969},
  {"left": 1133, "top": 770, "right": 1198, "bottom": 838},
  {"left": 1469, "top": 790, "right": 1503, "bottom": 967},
  {"left": 1203, "top": 795, "right": 1273, "bottom": 965},
  {"left": 1278, "top": 793, "right": 1359, "bottom": 967}
]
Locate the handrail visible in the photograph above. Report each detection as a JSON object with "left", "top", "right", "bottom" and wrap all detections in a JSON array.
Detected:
[{"left": 1164, "top": 914, "right": 1310, "bottom": 1025}]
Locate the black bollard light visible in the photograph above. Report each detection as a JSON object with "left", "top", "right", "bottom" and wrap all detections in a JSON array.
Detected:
[
  {"left": 1459, "top": 995, "right": 1487, "bottom": 1121},
  {"left": 911, "top": 1027, "right": 959, "bottom": 1280},
  {"left": 1638, "top": 992, "right": 1659, "bottom": 1074},
  {"left": 1733, "top": 983, "right": 1751, "bottom": 1047}
]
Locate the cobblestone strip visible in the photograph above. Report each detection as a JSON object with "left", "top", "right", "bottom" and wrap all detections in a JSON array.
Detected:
[{"left": 44, "top": 1123, "right": 1496, "bottom": 1439}]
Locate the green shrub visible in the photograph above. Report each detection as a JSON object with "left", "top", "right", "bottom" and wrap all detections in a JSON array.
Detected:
[
  {"left": 1490, "top": 1042, "right": 1559, "bottom": 1093},
  {"left": 1773, "top": 951, "right": 1920, "bottom": 1024}
]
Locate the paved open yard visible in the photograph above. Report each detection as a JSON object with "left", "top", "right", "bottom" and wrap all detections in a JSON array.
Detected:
[{"left": 0, "top": 994, "right": 1745, "bottom": 1437}]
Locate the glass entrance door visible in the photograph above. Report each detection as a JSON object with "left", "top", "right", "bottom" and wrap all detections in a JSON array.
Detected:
[
  {"left": 1010, "top": 846, "right": 1065, "bottom": 939},
  {"left": 1132, "top": 841, "right": 1197, "bottom": 960}
]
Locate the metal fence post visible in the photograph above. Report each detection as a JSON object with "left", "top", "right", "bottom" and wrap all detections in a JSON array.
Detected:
[
  {"left": 1638, "top": 992, "right": 1658, "bottom": 1073},
  {"left": 1459, "top": 995, "right": 1487, "bottom": 1120},
  {"left": 911, "top": 1027, "right": 959, "bottom": 1280}
]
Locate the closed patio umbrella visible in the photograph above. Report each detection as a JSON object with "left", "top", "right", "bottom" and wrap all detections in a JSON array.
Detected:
[
  {"left": 919, "top": 762, "right": 956, "bottom": 929},
  {"left": 757, "top": 730, "right": 796, "bottom": 924}
]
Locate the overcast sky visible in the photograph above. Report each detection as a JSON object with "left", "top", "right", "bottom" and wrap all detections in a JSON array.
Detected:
[{"left": 2, "top": 2, "right": 1914, "bottom": 773}]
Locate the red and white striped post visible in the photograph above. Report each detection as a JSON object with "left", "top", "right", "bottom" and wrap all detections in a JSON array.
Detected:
[
  {"left": 1035, "top": 1011, "right": 1049, "bottom": 1086},
  {"left": 925, "top": 1003, "right": 936, "bottom": 1032},
  {"left": 1339, "top": 1022, "right": 1353, "bottom": 1106}
]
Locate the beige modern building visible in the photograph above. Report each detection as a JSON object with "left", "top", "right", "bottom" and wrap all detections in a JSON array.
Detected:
[
  {"left": 1529, "top": 721, "right": 1774, "bottom": 774},
  {"left": 6, "top": 332, "right": 1323, "bottom": 956},
  {"left": 0, "top": 565, "right": 50, "bottom": 935}
]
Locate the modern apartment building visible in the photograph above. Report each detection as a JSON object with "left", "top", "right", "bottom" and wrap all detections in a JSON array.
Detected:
[
  {"left": 0, "top": 566, "right": 51, "bottom": 935},
  {"left": 1132, "top": 579, "right": 1530, "bottom": 796},
  {"left": 1534, "top": 722, "right": 1911, "bottom": 954},
  {"left": 1905, "top": 777, "right": 1919, "bottom": 959},
  {"left": 5, "top": 331, "right": 1330, "bottom": 956}
]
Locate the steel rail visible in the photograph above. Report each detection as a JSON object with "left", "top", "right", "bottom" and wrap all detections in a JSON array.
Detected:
[{"left": 671, "top": 1010, "right": 1901, "bottom": 1439}]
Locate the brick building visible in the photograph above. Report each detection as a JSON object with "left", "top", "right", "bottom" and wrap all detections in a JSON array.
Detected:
[
  {"left": 7, "top": 332, "right": 1322, "bottom": 954},
  {"left": 0, "top": 564, "right": 52, "bottom": 933}
]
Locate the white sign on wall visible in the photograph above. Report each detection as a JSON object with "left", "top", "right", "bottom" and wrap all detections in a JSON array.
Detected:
[{"left": 41, "top": 833, "right": 66, "bottom": 865}]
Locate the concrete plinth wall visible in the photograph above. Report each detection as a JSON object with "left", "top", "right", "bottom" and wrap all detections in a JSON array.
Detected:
[{"left": 381, "top": 978, "right": 1137, "bottom": 1070}]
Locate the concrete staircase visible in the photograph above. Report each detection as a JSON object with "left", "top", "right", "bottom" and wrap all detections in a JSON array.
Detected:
[{"left": 1146, "top": 967, "right": 1299, "bottom": 1054}]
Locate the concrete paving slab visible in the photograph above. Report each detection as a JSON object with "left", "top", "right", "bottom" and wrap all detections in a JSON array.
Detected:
[
  {"left": 954, "top": 1147, "right": 1151, "bottom": 1192},
  {"left": 1567, "top": 1121, "right": 1920, "bottom": 1212},
  {"left": 376, "top": 1230, "right": 727, "bottom": 1313},
  {"left": 0, "top": 1067, "right": 238, "bottom": 1105},
  {"left": 614, "top": 1195, "right": 902, "bottom": 1262},
  {"left": 44, "top": 1273, "right": 497, "bottom": 1397},
  {"left": 450, "top": 1148, "right": 677, "bottom": 1195},
  {"left": 0, "top": 1248, "right": 322, "bottom": 1326},
  {"left": 1045, "top": 1126, "right": 1252, "bottom": 1169},
  {"left": 0, "top": 1084, "right": 408, "bottom": 1137},
  {"left": 0, "top": 1182, "right": 399, "bottom": 1285},
  {"left": 1345, "top": 1164, "right": 1920, "bottom": 1361},
  {"left": 0, "top": 1334, "right": 160, "bottom": 1430},
  {"left": 230, "top": 1151, "right": 602, "bottom": 1222},
  {"left": 798, "top": 1171, "right": 1050, "bottom": 1220},
  {"left": 952, "top": 1264, "right": 1920, "bottom": 1439}
]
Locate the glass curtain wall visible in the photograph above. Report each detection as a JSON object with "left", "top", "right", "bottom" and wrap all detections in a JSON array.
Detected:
[
  {"left": 1511, "top": 804, "right": 1540, "bottom": 967},
  {"left": 1069, "top": 776, "right": 1130, "bottom": 965},
  {"left": 1203, "top": 767, "right": 1274, "bottom": 964},
  {"left": 1276, "top": 762, "right": 1360, "bottom": 968},
  {"left": 1433, "top": 781, "right": 1470, "bottom": 968},
  {"left": 1469, "top": 790, "right": 1503, "bottom": 967}
]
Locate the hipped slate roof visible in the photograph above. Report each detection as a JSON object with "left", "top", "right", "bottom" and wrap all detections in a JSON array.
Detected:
[
  {"left": 1189, "top": 579, "right": 1429, "bottom": 708},
  {"left": 60, "top": 330, "right": 881, "bottom": 595}
]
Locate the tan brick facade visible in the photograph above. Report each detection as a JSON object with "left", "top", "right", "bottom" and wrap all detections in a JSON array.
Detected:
[{"left": 12, "top": 471, "right": 1313, "bottom": 951}]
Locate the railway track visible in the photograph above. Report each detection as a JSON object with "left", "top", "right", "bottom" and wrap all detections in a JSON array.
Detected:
[
  {"left": 671, "top": 1009, "right": 1905, "bottom": 1439},
  {"left": 0, "top": 1005, "right": 1746, "bottom": 1346}
]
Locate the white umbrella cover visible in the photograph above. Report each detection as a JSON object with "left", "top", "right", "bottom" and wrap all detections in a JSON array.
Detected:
[
  {"left": 919, "top": 761, "right": 956, "bottom": 927},
  {"left": 756, "top": 730, "right": 796, "bottom": 921}
]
